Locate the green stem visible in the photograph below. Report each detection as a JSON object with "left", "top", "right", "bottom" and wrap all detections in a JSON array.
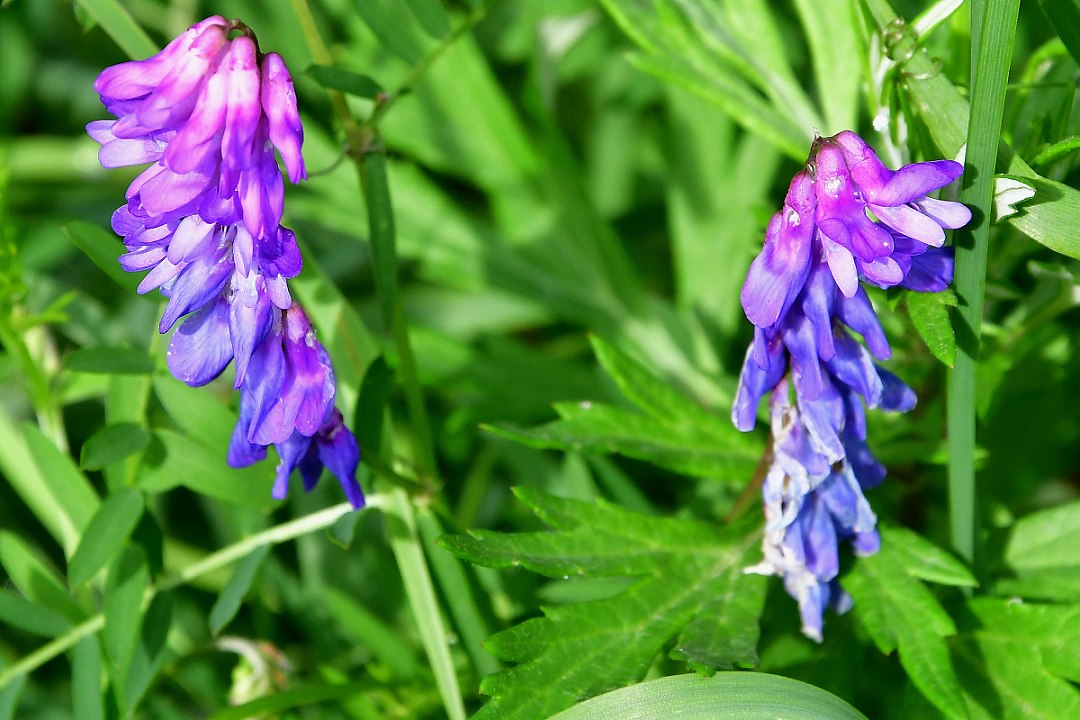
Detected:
[
  {"left": 0, "top": 500, "right": 369, "bottom": 690},
  {"left": 383, "top": 487, "right": 467, "bottom": 720},
  {"left": 947, "top": 0, "right": 1019, "bottom": 567}
]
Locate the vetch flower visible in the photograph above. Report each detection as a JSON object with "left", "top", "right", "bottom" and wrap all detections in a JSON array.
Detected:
[
  {"left": 90, "top": 17, "right": 362, "bottom": 508},
  {"left": 733, "top": 130, "right": 968, "bottom": 638}
]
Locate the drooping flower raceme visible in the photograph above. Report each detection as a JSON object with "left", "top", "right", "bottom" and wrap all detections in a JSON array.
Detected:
[
  {"left": 89, "top": 16, "right": 363, "bottom": 508},
  {"left": 734, "top": 132, "right": 969, "bottom": 640}
]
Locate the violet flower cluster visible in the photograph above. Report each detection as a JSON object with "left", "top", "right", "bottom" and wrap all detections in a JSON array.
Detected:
[
  {"left": 733, "top": 131, "right": 969, "bottom": 640},
  {"left": 88, "top": 16, "right": 363, "bottom": 508}
]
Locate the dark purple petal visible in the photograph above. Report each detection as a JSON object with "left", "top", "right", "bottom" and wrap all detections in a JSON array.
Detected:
[
  {"left": 732, "top": 329, "right": 786, "bottom": 431},
  {"left": 316, "top": 411, "right": 364, "bottom": 509},
  {"left": 835, "top": 288, "right": 890, "bottom": 360},
  {"left": 877, "top": 366, "right": 917, "bottom": 413},
  {"left": 900, "top": 247, "right": 954, "bottom": 292},
  {"left": 167, "top": 295, "right": 233, "bottom": 386}
]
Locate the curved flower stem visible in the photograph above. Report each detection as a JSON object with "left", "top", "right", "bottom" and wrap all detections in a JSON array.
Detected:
[{"left": 0, "top": 500, "right": 369, "bottom": 691}]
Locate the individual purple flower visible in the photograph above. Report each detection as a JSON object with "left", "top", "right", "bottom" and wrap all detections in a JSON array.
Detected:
[
  {"left": 733, "top": 130, "right": 968, "bottom": 639},
  {"left": 90, "top": 17, "right": 362, "bottom": 508}
]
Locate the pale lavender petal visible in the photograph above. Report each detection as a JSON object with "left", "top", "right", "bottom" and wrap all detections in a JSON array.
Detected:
[
  {"left": 913, "top": 196, "right": 972, "bottom": 229},
  {"left": 871, "top": 204, "right": 945, "bottom": 248},
  {"left": 167, "top": 296, "right": 233, "bottom": 386}
]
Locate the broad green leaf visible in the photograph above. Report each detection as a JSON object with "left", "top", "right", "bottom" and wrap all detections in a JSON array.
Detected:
[
  {"left": 151, "top": 375, "right": 239, "bottom": 449},
  {"left": 882, "top": 525, "right": 977, "bottom": 588},
  {"left": 1004, "top": 499, "right": 1080, "bottom": 571},
  {"left": 0, "top": 590, "right": 73, "bottom": 637},
  {"left": 999, "top": 174, "right": 1080, "bottom": 260},
  {"left": 487, "top": 400, "right": 758, "bottom": 481},
  {"left": 71, "top": 636, "right": 103, "bottom": 720},
  {"left": 64, "top": 347, "right": 155, "bottom": 375},
  {"left": 845, "top": 543, "right": 967, "bottom": 719},
  {"left": 403, "top": 0, "right": 452, "bottom": 39},
  {"left": 206, "top": 683, "right": 368, "bottom": 720},
  {"left": 951, "top": 599, "right": 1080, "bottom": 719},
  {"left": 589, "top": 336, "right": 729, "bottom": 434},
  {"left": 306, "top": 65, "right": 384, "bottom": 100},
  {"left": 793, "top": 0, "right": 859, "bottom": 133},
  {"left": 354, "top": 355, "right": 391, "bottom": 456},
  {"left": 353, "top": 0, "right": 427, "bottom": 64},
  {"left": 73, "top": 0, "right": 157, "bottom": 59},
  {"left": 0, "top": 673, "right": 25, "bottom": 720},
  {"left": 138, "top": 429, "right": 273, "bottom": 508},
  {"left": 1037, "top": 0, "right": 1080, "bottom": 67},
  {"left": 994, "top": 567, "right": 1080, "bottom": 602},
  {"left": 906, "top": 290, "right": 958, "bottom": 367},
  {"left": 80, "top": 422, "right": 151, "bottom": 471},
  {"left": 0, "top": 408, "right": 98, "bottom": 555},
  {"left": 63, "top": 222, "right": 141, "bottom": 294},
  {"left": 0, "top": 532, "right": 83, "bottom": 621},
  {"left": 104, "top": 546, "right": 148, "bottom": 676},
  {"left": 67, "top": 489, "right": 144, "bottom": 589},
  {"left": 546, "top": 672, "right": 869, "bottom": 720},
  {"left": 208, "top": 544, "right": 271, "bottom": 636},
  {"left": 440, "top": 489, "right": 763, "bottom": 720}
]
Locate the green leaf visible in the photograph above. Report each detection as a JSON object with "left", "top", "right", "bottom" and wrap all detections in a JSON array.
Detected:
[
  {"left": 845, "top": 543, "right": 968, "bottom": 719},
  {"left": 1004, "top": 499, "right": 1080, "bottom": 572},
  {"left": 488, "top": 400, "right": 758, "bottom": 481},
  {"left": 73, "top": 0, "right": 157, "bottom": 59},
  {"left": 0, "top": 590, "right": 73, "bottom": 637},
  {"left": 951, "top": 599, "right": 1080, "bottom": 719},
  {"left": 403, "top": 0, "right": 452, "bottom": 39},
  {"left": 67, "top": 489, "right": 144, "bottom": 589},
  {"left": 104, "top": 546, "right": 148, "bottom": 676},
  {"left": 306, "top": 65, "right": 384, "bottom": 99},
  {"left": 881, "top": 525, "right": 977, "bottom": 588},
  {"left": 1037, "top": 0, "right": 1080, "bottom": 68},
  {"left": 151, "top": 375, "right": 240, "bottom": 448},
  {"left": 0, "top": 673, "right": 25, "bottom": 720},
  {"left": 137, "top": 429, "right": 273, "bottom": 508},
  {"left": 440, "top": 489, "right": 764, "bottom": 720},
  {"left": 353, "top": 0, "right": 426, "bottom": 64},
  {"left": 121, "top": 592, "right": 173, "bottom": 716},
  {"left": 998, "top": 174, "right": 1080, "bottom": 260},
  {"left": 64, "top": 347, "right": 155, "bottom": 375},
  {"left": 546, "top": 672, "right": 869, "bottom": 720},
  {"left": 71, "top": 636, "right": 104, "bottom": 720},
  {"left": 208, "top": 544, "right": 271, "bottom": 636},
  {"left": 323, "top": 587, "right": 420, "bottom": 678},
  {"left": 0, "top": 532, "right": 83, "bottom": 621},
  {"left": 905, "top": 290, "right": 958, "bottom": 367},
  {"left": 63, "top": 222, "right": 141, "bottom": 294},
  {"left": 0, "top": 410, "right": 99, "bottom": 555},
  {"left": 80, "top": 422, "right": 151, "bottom": 471}
]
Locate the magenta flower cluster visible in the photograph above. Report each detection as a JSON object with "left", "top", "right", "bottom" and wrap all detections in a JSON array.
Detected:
[
  {"left": 734, "top": 131, "right": 969, "bottom": 640},
  {"left": 88, "top": 16, "right": 363, "bottom": 508}
]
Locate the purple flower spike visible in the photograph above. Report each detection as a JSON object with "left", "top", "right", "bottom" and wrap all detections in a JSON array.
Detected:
[
  {"left": 90, "top": 17, "right": 364, "bottom": 508},
  {"left": 733, "top": 130, "right": 970, "bottom": 639}
]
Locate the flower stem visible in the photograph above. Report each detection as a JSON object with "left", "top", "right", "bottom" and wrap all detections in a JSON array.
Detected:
[
  {"left": 0, "top": 500, "right": 367, "bottom": 691},
  {"left": 946, "top": 0, "right": 1019, "bottom": 568}
]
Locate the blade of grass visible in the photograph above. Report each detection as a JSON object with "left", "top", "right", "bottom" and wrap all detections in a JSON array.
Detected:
[
  {"left": 75, "top": 0, "right": 157, "bottom": 59},
  {"left": 948, "top": 0, "right": 1020, "bottom": 568}
]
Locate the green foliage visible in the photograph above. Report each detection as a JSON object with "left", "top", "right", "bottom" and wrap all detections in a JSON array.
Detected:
[{"left": 442, "top": 489, "right": 765, "bottom": 720}]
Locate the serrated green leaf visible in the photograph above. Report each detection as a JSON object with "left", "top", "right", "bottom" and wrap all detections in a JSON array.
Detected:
[
  {"left": 546, "top": 672, "right": 869, "bottom": 720},
  {"left": 1004, "top": 499, "right": 1080, "bottom": 571},
  {"left": 906, "top": 290, "right": 958, "bottom": 367},
  {"left": 441, "top": 488, "right": 763, "bottom": 720},
  {"left": 64, "top": 347, "right": 154, "bottom": 375},
  {"left": 306, "top": 65, "right": 384, "bottom": 100},
  {"left": 487, "top": 400, "right": 757, "bottom": 481},
  {"left": 881, "top": 525, "right": 977, "bottom": 588},
  {"left": 63, "top": 222, "right": 141, "bottom": 294},
  {"left": 67, "top": 489, "right": 144, "bottom": 589},
  {"left": 589, "top": 336, "right": 729, "bottom": 433},
  {"left": 208, "top": 544, "right": 271, "bottom": 636},
  {"left": 994, "top": 567, "right": 1080, "bottom": 601},
  {"left": 80, "top": 422, "right": 151, "bottom": 470},
  {"left": 104, "top": 546, "right": 148, "bottom": 678},
  {"left": 845, "top": 544, "right": 967, "bottom": 719},
  {"left": 951, "top": 598, "right": 1080, "bottom": 719}
]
